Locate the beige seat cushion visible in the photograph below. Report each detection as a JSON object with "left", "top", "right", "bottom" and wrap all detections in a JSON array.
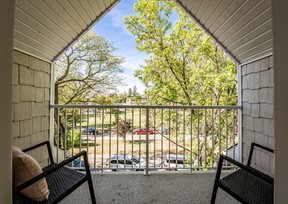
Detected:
[{"left": 12, "top": 146, "right": 49, "bottom": 201}]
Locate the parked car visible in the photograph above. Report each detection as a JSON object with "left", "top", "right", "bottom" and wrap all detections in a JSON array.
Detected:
[
  {"left": 132, "top": 128, "right": 154, "bottom": 135},
  {"left": 82, "top": 127, "right": 98, "bottom": 135},
  {"left": 164, "top": 154, "right": 190, "bottom": 170},
  {"left": 107, "top": 154, "right": 146, "bottom": 171}
]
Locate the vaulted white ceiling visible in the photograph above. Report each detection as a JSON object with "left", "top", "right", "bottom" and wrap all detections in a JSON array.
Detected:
[
  {"left": 176, "top": 0, "right": 272, "bottom": 64},
  {"left": 14, "top": 0, "right": 272, "bottom": 64},
  {"left": 14, "top": 0, "right": 119, "bottom": 62}
]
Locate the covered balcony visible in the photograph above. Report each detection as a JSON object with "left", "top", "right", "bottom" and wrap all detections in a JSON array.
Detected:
[
  {"left": 53, "top": 104, "right": 241, "bottom": 203},
  {"left": 1, "top": 0, "right": 287, "bottom": 203}
]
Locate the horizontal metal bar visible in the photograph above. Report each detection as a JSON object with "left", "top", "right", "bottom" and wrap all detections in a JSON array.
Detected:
[
  {"left": 50, "top": 104, "right": 241, "bottom": 109},
  {"left": 108, "top": 166, "right": 237, "bottom": 170}
]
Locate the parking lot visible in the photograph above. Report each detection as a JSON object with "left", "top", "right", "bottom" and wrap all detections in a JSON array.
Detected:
[{"left": 72, "top": 130, "right": 191, "bottom": 171}]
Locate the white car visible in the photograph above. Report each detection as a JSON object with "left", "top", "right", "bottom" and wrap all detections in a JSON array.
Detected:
[
  {"left": 108, "top": 154, "right": 146, "bottom": 171},
  {"left": 164, "top": 154, "right": 190, "bottom": 170}
]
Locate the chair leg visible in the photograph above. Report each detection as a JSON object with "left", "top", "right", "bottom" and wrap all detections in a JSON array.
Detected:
[
  {"left": 83, "top": 151, "right": 97, "bottom": 204},
  {"left": 210, "top": 156, "right": 224, "bottom": 204},
  {"left": 87, "top": 174, "right": 96, "bottom": 204},
  {"left": 210, "top": 183, "right": 218, "bottom": 204}
]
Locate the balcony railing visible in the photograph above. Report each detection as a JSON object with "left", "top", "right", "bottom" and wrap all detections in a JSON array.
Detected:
[{"left": 51, "top": 104, "right": 241, "bottom": 174}]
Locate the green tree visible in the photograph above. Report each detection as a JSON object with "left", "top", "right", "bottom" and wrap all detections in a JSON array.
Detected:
[
  {"left": 93, "top": 93, "right": 128, "bottom": 104},
  {"left": 128, "top": 87, "right": 133, "bottom": 97},
  {"left": 110, "top": 93, "right": 128, "bottom": 104},
  {"left": 55, "top": 31, "right": 125, "bottom": 105},
  {"left": 93, "top": 94, "right": 114, "bottom": 105},
  {"left": 54, "top": 31, "right": 125, "bottom": 148},
  {"left": 133, "top": 86, "right": 138, "bottom": 96},
  {"left": 124, "top": 0, "right": 237, "bottom": 106},
  {"left": 125, "top": 0, "right": 238, "bottom": 167}
]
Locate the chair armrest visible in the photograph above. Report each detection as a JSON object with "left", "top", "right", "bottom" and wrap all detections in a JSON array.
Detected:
[
  {"left": 22, "top": 141, "right": 49, "bottom": 152},
  {"left": 220, "top": 155, "right": 273, "bottom": 184},
  {"left": 220, "top": 155, "right": 248, "bottom": 170},
  {"left": 22, "top": 141, "right": 54, "bottom": 164},
  {"left": 247, "top": 143, "right": 274, "bottom": 166},
  {"left": 14, "top": 151, "right": 88, "bottom": 193},
  {"left": 252, "top": 143, "right": 274, "bottom": 153}
]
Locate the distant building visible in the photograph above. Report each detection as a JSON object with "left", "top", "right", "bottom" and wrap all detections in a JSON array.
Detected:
[
  {"left": 140, "top": 97, "right": 148, "bottom": 103},
  {"left": 126, "top": 97, "right": 136, "bottom": 104},
  {"left": 125, "top": 96, "right": 148, "bottom": 105}
]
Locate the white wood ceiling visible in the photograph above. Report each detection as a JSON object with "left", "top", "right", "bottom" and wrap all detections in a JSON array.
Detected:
[
  {"left": 14, "top": 0, "right": 272, "bottom": 64},
  {"left": 14, "top": 0, "right": 119, "bottom": 62},
  {"left": 176, "top": 0, "right": 272, "bottom": 64}
]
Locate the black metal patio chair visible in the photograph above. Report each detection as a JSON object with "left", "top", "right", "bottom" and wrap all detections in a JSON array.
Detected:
[
  {"left": 13, "top": 141, "right": 96, "bottom": 204},
  {"left": 211, "top": 142, "right": 274, "bottom": 204}
]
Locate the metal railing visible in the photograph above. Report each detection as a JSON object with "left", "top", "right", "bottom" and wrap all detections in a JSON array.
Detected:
[{"left": 51, "top": 104, "right": 241, "bottom": 174}]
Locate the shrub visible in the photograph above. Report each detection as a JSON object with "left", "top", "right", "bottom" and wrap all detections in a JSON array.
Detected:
[{"left": 66, "top": 129, "right": 81, "bottom": 149}]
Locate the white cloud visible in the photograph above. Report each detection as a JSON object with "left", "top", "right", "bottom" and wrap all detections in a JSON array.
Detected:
[
  {"left": 122, "top": 55, "right": 145, "bottom": 71},
  {"left": 108, "top": 8, "right": 132, "bottom": 35},
  {"left": 109, "top": 9, "right": 124, "bottom": 28}
]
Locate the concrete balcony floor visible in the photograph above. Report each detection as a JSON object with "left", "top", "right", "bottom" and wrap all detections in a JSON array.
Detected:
[{"left": 61, "top": 171, "right": 240, "bottom": 204}]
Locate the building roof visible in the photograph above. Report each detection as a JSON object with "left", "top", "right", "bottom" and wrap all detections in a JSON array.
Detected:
[{"left": 14, "top": 0, "right": 272, "bottom": 64}]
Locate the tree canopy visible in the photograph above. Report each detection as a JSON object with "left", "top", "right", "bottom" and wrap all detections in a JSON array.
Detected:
[
  {"left": 53, "top": 31, "right": 125, "bottom": 148},
  {"left": 124, "top": 0, "right": 237, "bottom": 106},
  {"left": 54, "top": 31, "right": 125, "bottom": 105}
]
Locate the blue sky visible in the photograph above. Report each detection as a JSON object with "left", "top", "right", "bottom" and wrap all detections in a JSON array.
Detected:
[{"left": 92, "top": 0, "right": 146, "bottom": 94}]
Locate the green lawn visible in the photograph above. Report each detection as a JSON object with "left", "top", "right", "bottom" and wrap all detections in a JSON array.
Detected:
[{"left": 76, "top": 109, "right": 151, "bottom": 129}]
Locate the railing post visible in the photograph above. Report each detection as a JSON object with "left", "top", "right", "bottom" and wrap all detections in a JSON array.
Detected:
[
  {"left": 64, "top": 108, "right": 67, "bottom": 159},
  {"left": 145, "top": 107, "right": 150, "bottom": 175}
]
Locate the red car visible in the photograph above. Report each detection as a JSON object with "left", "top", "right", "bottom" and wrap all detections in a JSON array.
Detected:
[{"left": 133, "top": 128, "right": 154, "bottom": 135}]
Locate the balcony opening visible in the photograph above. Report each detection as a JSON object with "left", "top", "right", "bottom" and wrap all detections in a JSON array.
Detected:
[{"left": 52, "top": 0, "right": 239, "bottom": 174}]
